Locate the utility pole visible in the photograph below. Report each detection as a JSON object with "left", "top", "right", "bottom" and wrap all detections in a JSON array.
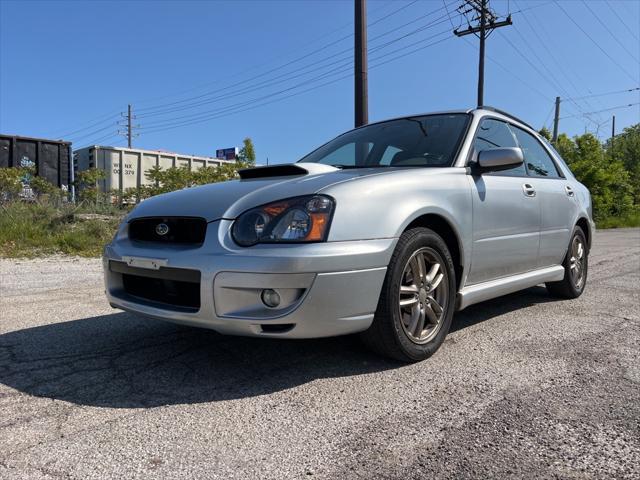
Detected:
[
  {"left": 552, "top": 96, "right": 561, "bottom": 144},
  {"left": 454, "top": 0, "right": 512, "bottom": 107},
  {"left": 354, "top": 0, "right": 368, "bottom": 128},
  {"left": 127, "top": 104, "right": 132, "bottom": 148},
  {"left": 118, "top": 104, "right": 139, "bottom": 148},
  {"left": 611, "top": 115, "right": 616, "bottom": 158}
]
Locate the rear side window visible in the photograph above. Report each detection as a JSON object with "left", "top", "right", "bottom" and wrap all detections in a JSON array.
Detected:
[
  {"left": 473, "top": 118, "right": 526, "bottom": 176},
  {"left": 511, "top": 126, "right": 561, "bottom": 178}
]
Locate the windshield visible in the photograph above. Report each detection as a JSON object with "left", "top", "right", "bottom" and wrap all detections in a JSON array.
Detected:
[{"left": 299, "top": 113, "right": 470, "bottom": 168}]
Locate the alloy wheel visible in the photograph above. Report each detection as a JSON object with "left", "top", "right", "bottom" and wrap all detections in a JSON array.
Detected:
[
  {"left": 569, "top": 235, "right": 585, "bottom": 289},
  {"left": 398, "top": 247, "right": 449, "bottom": 344}
]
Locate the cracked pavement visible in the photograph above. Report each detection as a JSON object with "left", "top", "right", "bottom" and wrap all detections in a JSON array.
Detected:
[{"left": 0, "top": 228, "right": 638, "bottom": 479}]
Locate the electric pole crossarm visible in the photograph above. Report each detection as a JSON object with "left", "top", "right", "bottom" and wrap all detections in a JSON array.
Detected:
[{"left": 454, "top": 17, "right": 512, "bottom": 36}]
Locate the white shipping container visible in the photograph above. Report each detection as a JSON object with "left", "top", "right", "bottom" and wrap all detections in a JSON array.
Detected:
[{"left": 74, "top": 145, "right": 232, "bottom": 193}]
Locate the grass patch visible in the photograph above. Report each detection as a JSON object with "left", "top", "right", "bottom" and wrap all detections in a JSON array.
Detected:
[
  {"left": 596, "top": 211, "right": 640, "bottom": 229},
  {"left": 0, "top": 201, "right": 124, "bottom": 258}
]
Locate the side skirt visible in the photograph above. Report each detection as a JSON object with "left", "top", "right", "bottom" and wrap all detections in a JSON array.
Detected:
[{"left": 456, "top": 265, "right": 565, "bottom": 311}]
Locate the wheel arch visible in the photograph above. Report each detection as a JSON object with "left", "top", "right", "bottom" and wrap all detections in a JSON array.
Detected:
[
  {"left": 403, "top": 213, "right": 465, "bottom": 291},
  {"left": 575, "top": 217, "right": 591, "bottom": 251}
]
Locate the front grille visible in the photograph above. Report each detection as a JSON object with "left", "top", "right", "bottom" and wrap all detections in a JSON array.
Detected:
[
  {"left": 110, "top": 261, "right": 201, "bottom": 311},
  {"left": 128, "top": 217, "right": 207, "bottom": 245}
]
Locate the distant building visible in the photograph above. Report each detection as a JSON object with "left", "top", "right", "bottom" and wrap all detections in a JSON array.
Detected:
[{"left": 74, "top": 145, "right": 234, "bottom": 193}]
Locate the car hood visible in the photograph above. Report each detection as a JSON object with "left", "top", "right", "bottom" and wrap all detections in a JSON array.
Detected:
[{"left": 127, "top": 163, "right": 390, "bottom": 222}]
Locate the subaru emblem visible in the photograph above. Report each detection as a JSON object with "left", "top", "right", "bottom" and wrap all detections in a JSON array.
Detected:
[{"left": 155, "top": 223, "right": 170, "bottom": 236}]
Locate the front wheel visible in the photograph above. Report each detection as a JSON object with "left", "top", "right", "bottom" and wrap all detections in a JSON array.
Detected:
[
  {"left": 360, "top": 227, "right": 456, "bottom": 362},
  {"left": 546, "top": 226, "right": 588, "bottom": 299}
]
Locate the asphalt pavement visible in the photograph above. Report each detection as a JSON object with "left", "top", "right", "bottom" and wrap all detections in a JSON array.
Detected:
[{"left": 0, "top": 228, "right": 638, "bottom": 479}]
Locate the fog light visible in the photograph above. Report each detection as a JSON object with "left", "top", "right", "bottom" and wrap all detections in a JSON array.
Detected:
[{"left": 261, "top": 289, "right": 281, "bottom": 308}]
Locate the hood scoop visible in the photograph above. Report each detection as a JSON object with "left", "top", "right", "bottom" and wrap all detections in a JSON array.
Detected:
[{"left": 238, "top": 162, "right": 339, "bottom": 179}]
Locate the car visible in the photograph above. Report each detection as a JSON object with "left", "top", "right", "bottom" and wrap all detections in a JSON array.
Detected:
[{"left": 103, "top": 107, "right": 594, "bottom": 362}]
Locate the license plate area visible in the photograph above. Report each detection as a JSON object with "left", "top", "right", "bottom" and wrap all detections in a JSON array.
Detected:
[{"left": 121, "top": 256, "right": 168, "bottom": 270}]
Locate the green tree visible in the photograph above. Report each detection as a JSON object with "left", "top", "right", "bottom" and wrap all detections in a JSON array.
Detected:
[
  {"left": 605, "top": 124, "right": 640, "bottom": 204},
  {"left": 141, "top": 165, "right": 192, "bottom": 198},
  {"left": 74, "top": 168, "right": 107, "bottom": 204},
  {"left": 538, "top": 127, "right": 552, "bottom": 142},
  {"left": 560, "top": 133, "right": 634, "bottom": 221},
  {"left": 236, "top": 137, "right": 256, "bottom": 165},
  {"left": 554, "top": 133, "right": 576, "bottom": 163}
]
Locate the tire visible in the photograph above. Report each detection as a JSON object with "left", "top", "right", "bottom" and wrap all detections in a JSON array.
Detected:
[
  {"left": 546, "top": 226, "right": 588, "bottom": 299},
  {"left": 360, "top": 227, "right": 456, "bottom": 362}
]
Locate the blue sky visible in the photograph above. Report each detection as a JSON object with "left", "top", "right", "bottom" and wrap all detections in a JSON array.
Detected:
[{"left": 1, "top": 0, "right": 639, "bottom": 164}]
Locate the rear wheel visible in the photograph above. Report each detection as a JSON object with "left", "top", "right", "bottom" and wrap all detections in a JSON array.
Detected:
[
  {"left": 360, "top": 227, "right": 456, "bottom": 362},
  {"left": 546, "top": 226, "right": 588, "bottom": 299}
]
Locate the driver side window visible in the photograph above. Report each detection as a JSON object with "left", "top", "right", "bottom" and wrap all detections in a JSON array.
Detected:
[{"left": 473, "top": 118, "right": 526, "bottom": 177}]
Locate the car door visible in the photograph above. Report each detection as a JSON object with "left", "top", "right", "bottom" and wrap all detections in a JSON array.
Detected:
[
  {"left": 466, "top": 118, "right": 541, "bottom": 285},
  {"left": 510, "top": 125, "right": 579, "bottom": 268}
]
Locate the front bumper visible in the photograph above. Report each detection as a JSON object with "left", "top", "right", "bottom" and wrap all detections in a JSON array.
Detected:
[{"left": 104, "top": 220, "right": 395, "bottom": 338}]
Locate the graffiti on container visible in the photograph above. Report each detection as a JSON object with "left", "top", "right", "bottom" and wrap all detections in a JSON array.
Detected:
[
  {"left": 20, "top": 156, "right": 35, "bottom": 169},
  {"left": 19, "top": 156, "right": 34, "bottom": 185}
]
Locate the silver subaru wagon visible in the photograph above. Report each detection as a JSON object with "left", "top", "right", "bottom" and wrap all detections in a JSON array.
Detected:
[{"left": 104, "top": 107, "right": 594, "bottom": 362}]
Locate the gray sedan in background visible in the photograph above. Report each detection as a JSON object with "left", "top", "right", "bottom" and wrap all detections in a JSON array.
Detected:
[{"left": 103, "top": 107, "right": 594, "bottom": 362}]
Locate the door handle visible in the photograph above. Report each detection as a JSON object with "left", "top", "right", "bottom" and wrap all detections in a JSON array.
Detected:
[
  {"left": 522, "top": 183, "right": 536, "bottom": 197},
  {"left": 565, "top": 185, "right": 575, "bottom": 197}
]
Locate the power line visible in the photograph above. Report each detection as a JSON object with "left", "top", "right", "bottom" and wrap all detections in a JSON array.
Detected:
[
  {"left": 49, "top": 0, "right": 410, "bottom": 139},
  {"left": 129, "top": 0, "right": 402, "bottom": 108},
  {"left": 137, "top": 13, "right": 459, "bottom": 129},
  {"left": 512, "top": 0, "right": 606, "bottom": 121},
  {"left": 559, "top": 102, "right": 640, "bottom": 120},
  {"left": 581, "top": 0, "right": 639, "bottom": 64},
  {"left": 604, "top": 0, "right": 639, "bottom": 43},
  {"left": 565, "top": 87, "right": 640, "bottom": 101},
  {"left": 520, "top": 2, "right": 612, "bottom": 118},
  {"left": 75, "top": 132, "right": 120, "bottom": 150},
  {"left": 135, "top": 0, "right": 432, "bottom": 115},
  {"left": 48, "top": 111, "right": 120, "bottom": 139},
  {"left": 136, "top": 3, "right": 454, "bottom": 119},
  {"left": 136, "top": 9, "right": 457, "bottom": 122},
  {"left": 497, "top": 32, "right": 593, "bottom": 122},
  {"left": 140, "top": 28, "right": 453, "bottom": 132},
  {"left": 553, "top": 0, "right": 638, "bottom": 83},
  {"left": 509, "top": 0, "right": 553, "bottom": 15},
  {"left": 137, "top": 32, "right": 455, "bottom": 136},
  {"left": 67, "top": 122, "right": 118, "bottom": 143},
  {"left": 459, "top": 36, "right": 552, "bottom": 102}
]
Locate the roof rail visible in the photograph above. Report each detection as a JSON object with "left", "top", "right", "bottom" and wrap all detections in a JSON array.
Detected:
[{"left": 477, "top": 106, "right": 536, "bottom": 131}]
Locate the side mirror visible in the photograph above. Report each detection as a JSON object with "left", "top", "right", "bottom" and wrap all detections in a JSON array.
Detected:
[{"left": 477, "top": 147, "right": 524, "bottom": 172}]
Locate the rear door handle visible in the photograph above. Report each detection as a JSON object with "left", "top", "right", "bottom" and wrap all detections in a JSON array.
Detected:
[
  {"left": 565, "top": 185, "right": 575, "bottom": 197},
  {"left": 522, "top": 183, "right": 536, "bottom": 197}
]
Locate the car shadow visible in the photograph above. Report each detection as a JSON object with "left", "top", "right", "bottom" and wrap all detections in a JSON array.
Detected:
[{"left": 0, "top": 286, "right": 558, "bottom": 408}]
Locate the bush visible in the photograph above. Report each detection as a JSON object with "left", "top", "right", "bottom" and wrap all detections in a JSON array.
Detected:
[{"left": 0, "top": 200, "right": 123, "bottom": 258}]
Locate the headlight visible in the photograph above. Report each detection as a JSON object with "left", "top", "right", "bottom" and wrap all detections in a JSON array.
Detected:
[{"left": 232, "top": 195, "right": 334, "bottom": 246}]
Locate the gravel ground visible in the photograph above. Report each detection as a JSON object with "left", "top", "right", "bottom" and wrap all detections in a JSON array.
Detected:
[{"left": 0, "top": 229, "right": 638, "bottom": 480}]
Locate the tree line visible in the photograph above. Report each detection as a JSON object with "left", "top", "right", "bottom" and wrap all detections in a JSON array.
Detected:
[{"left": 539, "top": 123, "right": 639, "bottom": 225}]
